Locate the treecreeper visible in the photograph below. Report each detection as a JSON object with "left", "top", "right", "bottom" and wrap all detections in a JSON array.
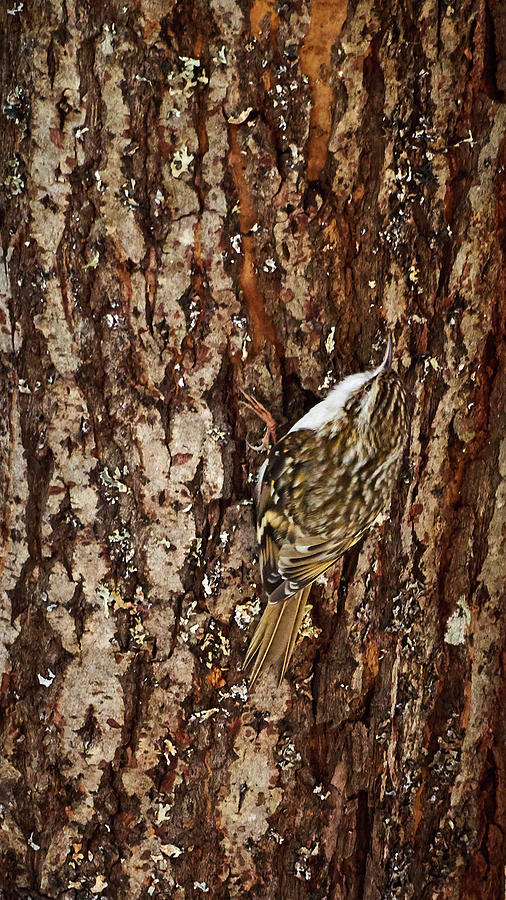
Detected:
[{"left": 244, "top": 335, "right": 408, "bottom": 685}]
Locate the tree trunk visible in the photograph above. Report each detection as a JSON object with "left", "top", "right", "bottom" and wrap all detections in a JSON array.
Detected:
[{"left": 0, "top": 1, "right": 504, "bottom": 898}]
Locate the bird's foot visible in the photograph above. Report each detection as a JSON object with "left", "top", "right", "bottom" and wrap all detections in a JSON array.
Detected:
[{"left": 239, "top": 389, "right": 277, "bottom": 447}]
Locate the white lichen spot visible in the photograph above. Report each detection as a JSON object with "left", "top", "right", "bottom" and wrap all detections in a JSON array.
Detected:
[
  {"left": 289, "top": 143, "right": 301, "bottom": 164},
  {"left": 90, "top": 875, "right": 108, "bottom": 894},
  {"left": 241, "top": 333, "right": 252, "bottom": 360},
  {"left": 318, "top": 370, "right": 335, "bottom": 391},
  {"left": 313, "top": 784, "right": 331, "bottom": 801},
  {"left": 82, "top": 251, "right": 100, "bottom": 270},
  {"left": 106, "top": 529, "right": 137, "bottom": 577},
  {"left": 230, "top": 234, "right": 242, "bottom": 253},
  {"left": 227, "top": 107, "right": 253, "bottom": 125},
  {"left": 208, "top": 427, "right": 227, "bottom": 443},
  {"left": 299, "top": 604, "right": 322, "bottom": 640},
  {"left": 178, "top": 599, "right": 199, "bottom": 642},
  {"left": 444, "top": 597, "right": 471, "bottom": 646},
  {"left": 155, "top": 803, "right": 172, "bottom": 824},
  {"left": 452, "top": 129, "right": 475, "bottom": 148},
  {"left": 215, "top": 45, "right": 227, "bottom": 65},
  {"left": 200, "top": 617, "right": 228, "bottom": 668},
  {"left": 188, "top": 298, "right": 200, "bottom": 330},
  {"left": 424, "top": 357, "right": 440, "bottom": 376},
  {"left": 163, "top": 737, "right": 177, "bottom": 764},
  {"left": 194, "top": 883, "right": 210, "bottom": 893},
  {"left": 160, "top": 843, "right": 183, "bottom": 858},
  {"left": 105, "top": 313, "right": 124, "bottom": 328},
  {"left": 4, "top": 86, "right": 26, "bottom": 128},
  {"left": 100, "top": 466, "right": 128, "bottom": 494},
  {"left": 179, "top": 56, "right": 207, "bottom": 91},
  {"left": 325, "top": 326, "right": 336, "bottom": 355},
  {"left": 294, "top": 856, "right": 311, "bottom": 881},
  {"left": 234, "top": 597, "right": 261, "bottom": 629},
  {"left": 96, "top": 583, "right": 126, "bottom": 615},
  {"left": 171, "top": 146, "right": 195, "bottom": 179},
  {"left": 194, "top": 707, "right": 220, "bottom": 722},
  {"left": 294, "top": 843, "right": 319, "bottom": 880},
  {"left": 277, "top": 737, "right": 302, "bottom": 770},
  {"left": 96, "top": 584, "right": 113, "bottom": 616},
  {"left": 229, "top": 681, "right": 248, "bottom": 702},
  {"left": 28, "top": 833, "right": 40, "bottom": 851},
  {"left": 3, "top": 156, "right": 25, "bottom": 194},
  {"left": 263, "top": 258, "right": 276, "bottom": 272},
  {"left": 268, "top": 828, "right": 285, "bottom": 844},
  {"left": 120, "top": 179, "right": 139, "bottom": 208},
  {"left": 37, "top": 669, "right": 55, "bottom": 687}
]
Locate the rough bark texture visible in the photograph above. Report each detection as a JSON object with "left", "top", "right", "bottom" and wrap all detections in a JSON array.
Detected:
[{"left": 0, "top": 1, "right": 504, "bottom": 898}]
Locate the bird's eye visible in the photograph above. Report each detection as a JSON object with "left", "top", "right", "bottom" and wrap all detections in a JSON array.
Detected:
[{"left": 364, "top": 383, "right": 372, "bottom": 393}]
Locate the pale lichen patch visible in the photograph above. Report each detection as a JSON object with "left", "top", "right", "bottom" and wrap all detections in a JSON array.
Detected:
[
  {"left": 217, "top": 726, "right": 283, "bottom": 888},
  {"left": 444, "top": 598, "right": 471, "bottom": 646},
  {"left": 56, "top": 611, "right": 129, "bottom": 795}
]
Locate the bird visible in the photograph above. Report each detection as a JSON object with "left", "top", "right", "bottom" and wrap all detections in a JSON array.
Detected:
[{"left": 243, "top": 334, "right": 408, "bottom": 685}]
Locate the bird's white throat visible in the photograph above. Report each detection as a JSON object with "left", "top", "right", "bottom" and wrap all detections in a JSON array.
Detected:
[{"left": 289, "top": 369, "right": 377, "bottom": 434}]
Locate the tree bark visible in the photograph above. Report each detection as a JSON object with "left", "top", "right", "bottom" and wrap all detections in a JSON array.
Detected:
[{"left": 0, "top": 1, "right": 504, "bottom": 898}]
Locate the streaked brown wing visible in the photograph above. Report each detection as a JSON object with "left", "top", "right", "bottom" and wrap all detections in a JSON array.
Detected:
[
  {"left": 256, "top": 428, "right": 359, "bottom": 604},
  {"left": 255, "top": 432, "right": 309, "bottom": 597},
  {"left": 275, "top": 522, "right": 364, "bottom": 594},
  {"left": 257, "top": 502, "right": 288, "bottom": 594}
]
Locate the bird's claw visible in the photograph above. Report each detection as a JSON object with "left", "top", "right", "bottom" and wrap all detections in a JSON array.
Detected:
[{"left": 239, "top": 389, "right": 277, "bottom": 446}]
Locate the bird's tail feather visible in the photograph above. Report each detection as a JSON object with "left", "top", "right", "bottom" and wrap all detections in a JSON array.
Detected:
[{"left": 244, "top": 586, "right": 311, "bottom": 686}]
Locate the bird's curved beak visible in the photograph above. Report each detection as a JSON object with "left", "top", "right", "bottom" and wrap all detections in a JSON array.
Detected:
[{"left": 382, "top": 333, "right": 394, "bottom": 369}]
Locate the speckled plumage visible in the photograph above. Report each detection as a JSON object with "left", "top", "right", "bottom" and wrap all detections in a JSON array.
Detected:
[{"left": 244, "top": 338, "right": 408, "bottom": 685}]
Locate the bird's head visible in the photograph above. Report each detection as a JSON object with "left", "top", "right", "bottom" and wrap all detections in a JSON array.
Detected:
[
  {"left": 349, "top": 335, "right": 406, "bottom": 445},
  {"left": 289, "top": 333, "right": 405, "bottom": 443}
]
